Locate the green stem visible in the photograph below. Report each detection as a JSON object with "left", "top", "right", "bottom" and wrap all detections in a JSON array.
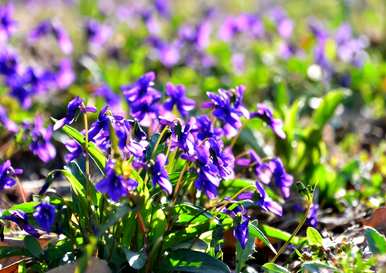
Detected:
[
  {"left": 270, "top": 201, "right": 312, "bottom": 263},
  {"left": 83, "top": 110, "right": 91, "bottom": 182}
]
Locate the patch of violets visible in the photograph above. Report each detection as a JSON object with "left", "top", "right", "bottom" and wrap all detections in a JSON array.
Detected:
[
  {"left": 10, "top": 71, "right": 292, "bottom": 248},
  {"left": 0, "top": 70, "right": 294, "bottom": 247}
]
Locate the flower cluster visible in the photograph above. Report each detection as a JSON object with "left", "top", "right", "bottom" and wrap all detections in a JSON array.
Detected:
[{"left": 47, "top": 71, "right": 292, "bottom": 249}]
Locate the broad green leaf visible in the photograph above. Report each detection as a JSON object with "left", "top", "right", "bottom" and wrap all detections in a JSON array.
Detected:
[
  {"left": 311, "top": 89, "right": 349, "bottom": 130},
  {"left": 306, "top": 227, "right": 323, "bottom": 247},
  {"left": 56, "top": 122, "right": 106, "bottom": 171},
  {"left": 364, "top": 227, "right": 386, "bottom": 254},
  {"left": 24, "top": 235, "right": 42, "bottom": 258},
  {"left": 261, "top": 225, "right": 305, "bottom": 245},
  {"left": 262, "top": 262, "right": 290, "bottom": 273},
  {"left": 301, "top": 261, "right": 336, "bottom": 272},
  {"left": 162, "top": 249, "right": 231, "bottom": 273},
  {"left": 249, "top": 221, "right": 277, "bottom": 254},
  {"left": 124, "top": 249, "right": 147, "bottom": 270}
]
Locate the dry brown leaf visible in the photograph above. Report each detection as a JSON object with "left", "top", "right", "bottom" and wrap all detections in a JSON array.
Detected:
[{"left": 362, "top": 207, "right": 386, "bottom": 234}]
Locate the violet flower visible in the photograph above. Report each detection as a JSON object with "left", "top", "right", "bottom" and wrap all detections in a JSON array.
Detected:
[
  {"left": 55, "top": 59, "right": 75, "bottom": 89},
  {"left": 192, "top": 115, "right": 222, "bottom": 141},
  {"left": 0, "top": 49, "right": 18, "bottom": 76},
  {"left": 270, "top": 158, "right": 293, "bottom": 199},
  {"left": 96, "top": 161, "right": 138, "bottom": 202},
  {"left": 29, "top": 116, "right": 56, "bottom": 163},
  {"left": 193, "top": 143, "right": 221, "bottom": 199},
  {"left": 33, "top": 202, "right": 56, "bottom": 232},
  {"left": 235, "top": 219, "right": 249, "bottom": 249},
  {"left": 164, "top": 83, "right": 195, "bottom": 117},
  {"left": 121, "top": 72, "right": 161, "bottom": 125},
  {"left": 0, "top": 106, "right": 18, "bottom": 133},
  {"left": 0, "top": 160, "right": 22, "bottom": 191},
  {"left": 205, "top": 85, "right": 249, "bottom": 138},
  {"left": 1, "top": 211, "right": 39, "bottom": 238},
  {"left": 29, "top": 20, "right": 73, "bottom": 54},
  {"left": 95, "top": 84, "right": 121, "bottom": 108},
  {"left": 85, "top": 19, "right": 111, "bottom": 47},
  {"left": 64, "top": 139, "right": 82, "bottom": 162},
  {"left": 270, "top": 7, "right": 293, "bottom": 39},
  {"left": 6, "top": 67, "right": 44, "bottom": 109},
  {"left": 251, "top": 103, "right": 286, "bottom": 139},
  {"left": 54, "top": 96, "right": 96, "bottom": 130},
  {"left": 152, "top": 153, "right": 172, "bottom": 195},
  {"left": 0, "top": 4, "right": 16, "bottom": 41},
  {"left": 255, "top": 181, "right": 283, "bottom": 216}
]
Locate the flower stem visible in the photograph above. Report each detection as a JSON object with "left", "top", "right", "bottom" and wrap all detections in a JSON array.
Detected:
[
  {"left": 83, "top": 110, "right": 91, "bottom": 182},
  {"left": 270, "top": 200, "right": 312, "bottom": 263}
]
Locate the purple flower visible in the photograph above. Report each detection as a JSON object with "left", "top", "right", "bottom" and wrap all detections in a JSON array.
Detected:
[
  {"left": 64, "top": 139, "right": 82, "bottom": 162},
  {"left": 29, "top": 116, "right": 56, "bottom": 163},
  {"left": 121, "top": 72, "right": 161, "bottom": 125},
  {"left": 0, "top": 49, "right": 18, "bottom": 76},
  {"left": 96, "top": 161, "right": 138, "bottom": 202},
  {"left": 0, "top": 160, "right": 22, "bottom": 191},
  {"left": 88, "top": 106, "right": 111, "bottom": 140},
  {"left": 55, "top": 59, "right": 75, "bottom": 89},
  {"left": 270, "top": 158, "right": 293, "bottom": 199},
  {"left": 192, "top": 115, "right": 222, "bottom": 141},
  {"left": 255, "top": 181, "right": 283, "bottom": 216},
  {"left": 307, "top": 203, "right": 319, "bottom": 227},
  {"left": 193, "top": 143, "right": 221, "bottom": 199},
  {"left": 224, "top": 204, "right": 249, "bottom": 249},
  {"left": 95, "top": 84, "right": 121, "bottom": 107},
  {"left": 270, "top": 7, "right": 293, "bottom": 39},
  {"left": 236, "top": 149, "right": 273, "bottom": 184},
  {"left": 33, "top": 202, "right": 56, "bottom": 232},
  {"left": 85, "top": 19, "right": 111, "bottom": 47},
  {"left": 152, "top": 153, "right": 172, "bottom": 195},
  {"left": 235, "top": 219, "right": 249, "bottom": 249},
  {"left": 0, "top": 4, "right": 16, "bottom": 41},
  {"left": 0, "top": 106, "right": 18, "bottom": 133},
  {"left": 205, "top": 86, "right": 249, "bottom": 138},
  {"left": 1, "top": 211, "right": 39, "bottom": 238},
  {"left": 208, "top": 138, "right": 234, "bottom": 179},
  {"left": 164, "top": 83, "right": 195, "bottom": 117},
  {"left": 6, "top": 67, "right": 45, "bottom": 109},
  {"left": 29, "top": 20, "right": 72, "bottom": 54},
  {"left": 54, "top": 97, "right": 96, "bottom": 130},
  {"left": 251, "top": 103, "right": 286, "bottom": 139},
  {"left": 154, "top": 0, "right": 170, "bottom": 18}
]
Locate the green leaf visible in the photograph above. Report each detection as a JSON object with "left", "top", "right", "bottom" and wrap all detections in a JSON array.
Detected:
[
  {"left": 97, "top": 202, "right": 132, "bottom": 236},
  {"left": 24, "top": 235, "right": 42, "bottom": 258},
  {"left": 262, "top": 262, "right": 290, "bottom": 273},
  {"left": 0, "top": 202, "right": 39, "bottom": 217},
  {"left": 306, "top": 227, "right": 323, "bottom": 247},
  {"left": 364, "top": 227, "right": 386, "bottom": 254},
  {"left": 235, "top": 235, "right": 255, "bottom": 273},
  {"left": 161, "top": 249, "right": 231, "bottom": 273},
  {"left": 56, "top": 122, "right": 106, "bottom": 171},
  {"left": 301, "top": 261, "right": 336, "bottom": 272},
  {"left": 124, "top": 249, "right": 147, "bottom": 270},
  {"left": 311, "top": 89, "right": 349, "bottom": 130},
  {"left": 62, "top": 167, "right": 86, "bottom": 198},
  {"left": 261, "top": 225, "right": 305, "bottom": 245},
  {"left": 0, "top": 246, "right": 29, "bottom": 259},
  {"left": 249, "top": 221, "right": 277, "bottom": 254}
]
